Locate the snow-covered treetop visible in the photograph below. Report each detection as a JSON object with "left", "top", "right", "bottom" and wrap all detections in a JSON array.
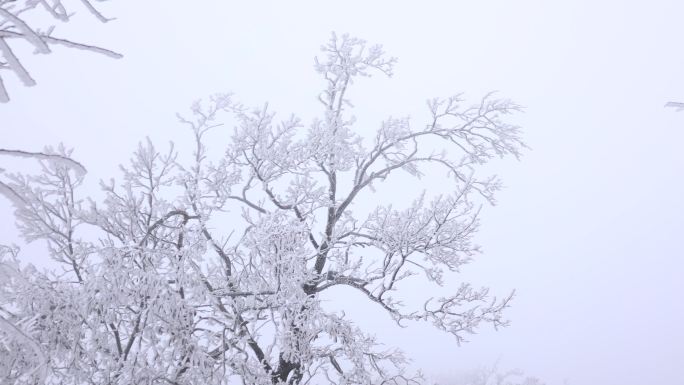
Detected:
[{"left": 0, "top": 33, "right": 525, "bottom": 385}]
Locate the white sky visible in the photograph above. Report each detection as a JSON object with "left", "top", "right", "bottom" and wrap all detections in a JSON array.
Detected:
[{"left": 1, "top": 1, "right": 683, "bottom": 384}]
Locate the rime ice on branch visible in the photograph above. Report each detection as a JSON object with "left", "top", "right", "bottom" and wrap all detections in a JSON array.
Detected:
[
  {"left": 0, "top": 0, "right": 121, "bottom": 102},
  {"left": 0, "top": 33, "right": 525, "bottom": 385}
]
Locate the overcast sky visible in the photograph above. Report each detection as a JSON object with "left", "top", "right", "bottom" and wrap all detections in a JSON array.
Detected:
[{"left": 1, "top": 1, "right": 683, "bottom": 384}]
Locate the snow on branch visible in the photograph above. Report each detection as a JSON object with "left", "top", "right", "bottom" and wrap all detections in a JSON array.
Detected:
[
  {"left": 665, "top": 101, "right": 684, "bottom": 111},
  {"left": 0, "top": 0, "right": 121, "bottom": 102},
  {"left": 0, "top": 246, "right": 48, "bottom": 385},
  {"left": 0, "top": 148, "right": 87, "bottom": 174},
  {"left": 1, "top": 33, "right": 525, "bottom": 385}
]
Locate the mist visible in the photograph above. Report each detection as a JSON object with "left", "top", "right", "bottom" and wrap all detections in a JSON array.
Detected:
[{"left": 1, "top": 2, "right": 683, "bottom": 384}]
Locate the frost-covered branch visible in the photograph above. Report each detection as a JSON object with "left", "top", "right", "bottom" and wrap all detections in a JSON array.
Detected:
[
  {"left": 0, "top": 246, "right": 48, "bottom": 385},
  {"left": 446, "top": 361, "right": 547, "bottom": 385},
  {"left": 1, "top": 34, "right": 524, "bottom": 385},
  {"left": 665, "top": 101, "right": 684, "bottom": 111},
  {"left": 0, "top": 0, "right": 121, "bottom": 102}
]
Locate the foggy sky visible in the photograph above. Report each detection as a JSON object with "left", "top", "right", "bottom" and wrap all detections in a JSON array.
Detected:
[{"left": 1, "top": 1, "right": 683, "bottom": 384}]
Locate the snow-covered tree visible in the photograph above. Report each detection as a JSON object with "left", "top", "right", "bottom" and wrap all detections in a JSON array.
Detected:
[
  {"left": 440, "top": 362, "right": 546, "bottom": 385},
  {"left": 0, "top": 0, "right": 121, "bottom": 102},
  {"left": 0, "top": 33, "right": 525, "bottom": 385}
]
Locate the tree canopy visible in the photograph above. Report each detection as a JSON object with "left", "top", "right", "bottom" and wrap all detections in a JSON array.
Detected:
[{"left": 0, "top": 33, "right": 524, "bottom": 385}]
